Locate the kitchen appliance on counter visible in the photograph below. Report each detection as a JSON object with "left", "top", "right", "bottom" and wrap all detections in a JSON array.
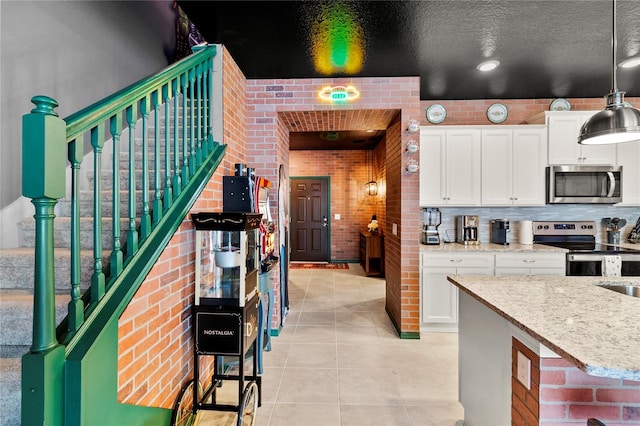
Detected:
[
  {"left": 490, "top": 219, "right": 510, "bottom": 245},
  {"left": 421, "top": 208, "right": 442, "bottom": 245},
  {"left": 532, "top": 220, "right": 640, "bottom": 276},
  {"left": 456, "top": 215, "right": 480, "bottom": 245},
  {"left": 546, "top": 165, "right": 622, "bottom": 204}
]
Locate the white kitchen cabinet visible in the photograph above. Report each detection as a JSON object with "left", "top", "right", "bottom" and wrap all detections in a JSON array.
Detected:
[
  {"left": 481, "top": 126, "right": 547, "bottom": 206},
  {"left": 420, "top": 127, "right": 481, "bottom": 206},
  {"left": 494, "top": 253, "right": 565, "bottom": 276},
  {"left": 547, "top": 111, "right": 616, "bottom": 165},
  {"left": 421, "top": 253, "right": 493, "bottom": 331},
  {"left": 616, "top": 141, "right": 640, "bottom": 206}
]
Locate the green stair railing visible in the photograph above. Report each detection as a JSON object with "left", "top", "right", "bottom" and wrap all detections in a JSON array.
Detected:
[{"left": 21, "top": 44, "right": 225, "bottom": 425}]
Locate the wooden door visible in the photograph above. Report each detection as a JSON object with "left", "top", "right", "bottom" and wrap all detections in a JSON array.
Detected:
[{"left": 290, "top": 177, "right": 329, "bottom": 262}]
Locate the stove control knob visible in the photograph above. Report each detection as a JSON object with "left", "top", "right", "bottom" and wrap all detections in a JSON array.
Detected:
[{"left": 544, "top": 225, "right": 549, "bottom": 229}]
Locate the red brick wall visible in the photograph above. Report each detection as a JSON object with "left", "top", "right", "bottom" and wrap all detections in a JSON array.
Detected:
[
  {"left": 117, "top": 46, "right": 248, "bottom": 408},
  {"left": 289, "top": 145, "right": 386, "bottom": 260},
  {"left": 247, "top": 76, "right": 421, "bottom": 335},
  {"left": 512, "top": 338, "right": 541, "bottom": 425},
  {"left": 539, "top": 357, "right": 640, "bottom": 425},
  {"left": 419, "top": 97, "right": 640, "bottom": 126}
]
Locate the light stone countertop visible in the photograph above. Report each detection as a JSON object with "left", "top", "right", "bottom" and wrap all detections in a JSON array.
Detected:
[
  {"left": 420, "top": 242, "right": 567, "bottom": 253},
  {"left": 448, "top": 275, "right": 640, "bottom": 381}
]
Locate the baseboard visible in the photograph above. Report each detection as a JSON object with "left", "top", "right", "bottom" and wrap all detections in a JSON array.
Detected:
[{"left": 386, "top": 307, "right": 421, "bottom": 339}]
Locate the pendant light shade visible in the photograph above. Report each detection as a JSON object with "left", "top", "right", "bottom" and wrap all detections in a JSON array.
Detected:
[
  {"left": 365, "top": 149, "right": 377, "bottom": 196},
  {"left": 578, "top": 0, "right": 640, "bottom": 145}
]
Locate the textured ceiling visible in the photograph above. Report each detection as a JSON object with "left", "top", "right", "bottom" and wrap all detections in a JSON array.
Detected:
[{"left": 178, "top": 0, "right": 640, "bottom": 101}]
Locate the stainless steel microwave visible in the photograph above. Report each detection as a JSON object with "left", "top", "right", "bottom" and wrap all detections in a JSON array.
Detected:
[{"left": 546, "top": 165, "right": 622, "bottom": 204}]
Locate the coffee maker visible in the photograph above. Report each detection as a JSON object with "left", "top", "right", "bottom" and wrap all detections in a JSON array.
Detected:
[
  {"left": 490, "top": 219, "right": 510, "bottom": 245},
  {"left": 421, "top": 208, "right": 441, "bottom": 245},
  {"left": 456, "top": 215, "right": 480, "bottom": 245}
]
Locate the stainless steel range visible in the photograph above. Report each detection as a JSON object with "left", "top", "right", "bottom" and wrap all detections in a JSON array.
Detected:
[{"left": 532, "top": 221, "right": 640, "bottom": 276}]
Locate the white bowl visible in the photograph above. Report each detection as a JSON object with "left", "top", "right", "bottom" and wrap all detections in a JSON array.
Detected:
[{"left": 215, "top": 250, "right": 241, "bottom": 268}]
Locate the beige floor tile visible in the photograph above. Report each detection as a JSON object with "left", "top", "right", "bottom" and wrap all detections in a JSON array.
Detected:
[
  {"left": 297, "top": 311, "right": 336, "bottom": 326},
  {"left": 286, "top": 343, "right": 337, "bottom": 369},
  {"left": 301, "top": 299, "right": 336, "bottom": 312},
  {"left": 335, "top": 310, "right": 375, "bottom": 326},
  {"left": 337, "top": 368, "right": 406, "bottom": 406},
  {"left": 292, "top": 325, "right": 337, "bottom": 344},
  {"left": 405, "top": 403, "right": 465, "bottom": 426},
  {"left": 276, "top": 367, "right": 340, "bottom": 404},
  {"left": 268, "top": 403, "right": 340, "bottom": 426},
  {"left": 339, "top": 404, "right": 412, "bottom": 426},
  {"left": 336, "top": 325, "right": 381, "bottom": 344},
  {"left": 336, "top": 342, "right": 441, "bottom": 370}
]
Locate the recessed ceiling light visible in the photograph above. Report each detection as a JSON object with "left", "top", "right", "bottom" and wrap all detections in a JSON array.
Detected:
[
  {"left": 619, "top": 56, "right": 640, "bottom": 68},
  {"left": 477, "top": 60, "right": 500, "bottom": 72}
]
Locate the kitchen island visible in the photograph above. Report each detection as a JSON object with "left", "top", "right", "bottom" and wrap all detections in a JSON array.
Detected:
[{"left": 448, "top": 275, "right": 640, "bottom": 425}]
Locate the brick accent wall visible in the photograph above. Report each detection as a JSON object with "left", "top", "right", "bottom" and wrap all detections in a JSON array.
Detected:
[
  {"left": 539, "top": 357, "right": 640, "bottom": 425},
  {"left": 247, "top": 76, "right": 421, "bottom": 335},
  {"left": 512, "top": 338, "right": 541, "bottom": 425},
  {"left": 116, "top": 46, "right": 248, "bottom": 408},
  {"left": 419, "top": 97, "right": 640, "bottom": 127},
  {"left": 289, "top": 143, "right": 386, "bottom": 261}
]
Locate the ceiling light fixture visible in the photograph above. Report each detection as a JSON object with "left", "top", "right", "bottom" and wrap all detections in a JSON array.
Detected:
[
  {"left": 578, "top": 0, "right": 640, "bottom": 145},
  {"left": 476, "top": 60, "right": 500, "bottom": 72},
  {"left": 365, "top": 149, "right": 377, "bottom": 196},
  {"left": 619, "top": 56, "right": 640, "bottom": 68}
]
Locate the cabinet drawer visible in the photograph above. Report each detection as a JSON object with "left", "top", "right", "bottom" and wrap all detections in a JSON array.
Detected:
[
  {"left": 495, "top": 253, "right": 565, "bottom": 269},
  {"left": 422, "top": 253, "right": 494, "bottom": 268}
]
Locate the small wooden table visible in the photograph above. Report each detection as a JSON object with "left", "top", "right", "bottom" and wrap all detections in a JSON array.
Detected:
[{"left": 359, "top": 231, "right": 384, "bottom": 277}]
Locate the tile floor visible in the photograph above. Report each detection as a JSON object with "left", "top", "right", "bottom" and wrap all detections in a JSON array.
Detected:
[{"left": 197, "top": 264, "right": 464, "bottom": 426}]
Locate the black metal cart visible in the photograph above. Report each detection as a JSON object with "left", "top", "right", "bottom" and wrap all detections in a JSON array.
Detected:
[{"left": 172, "top": 212, "right": 263, "bottom": 426}]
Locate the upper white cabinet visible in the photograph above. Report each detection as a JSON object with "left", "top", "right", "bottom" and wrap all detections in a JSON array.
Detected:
[
  {"left": 616, "top": 141, "right": 640, "bottom": 205},
  {"left": 546, "top": 111, "right": 616, "bottom": 165},
  {"left": 481, "top": 126, "right": 547, "bottom": 206},
  {"left": 420, "top": 127, "right": 481, "bottom": 206}
]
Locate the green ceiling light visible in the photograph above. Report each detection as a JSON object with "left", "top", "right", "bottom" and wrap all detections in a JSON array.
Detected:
[{"left": 578, "top": 0, "right": 640, "bottom": 145}]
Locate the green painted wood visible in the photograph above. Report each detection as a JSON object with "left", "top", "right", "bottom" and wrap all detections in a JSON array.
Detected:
[
  {"left": 22, "top": 346, "right": 65, "bottom": 426},
  {"left": 68, "top": 138, "right": 84, "bottom": 333},
  {"left": 109, "top": 114, "right": 124, "bottom": 279},
  {"left": 172, "top": 78, "right": 181, "bottom": 197},
  {"left": 151, "top": 90, "right": 163, "bottom": 225},
  {"left": 196, "top": 64, "right": 203, "bottom": 167},
  {"left": 125, "top": 104, "right": 139, "bottom": 260},
  {"left": 188, "top": 69, "right": 196, "bottom": 175},
  {"left": 140, "top": 95, "right": 151, "bottom": 239},
  {"left": 90, "top": 125, "right": 106, "bottom": 312},
  {"left": 63, "top": 145, "right": 226, "bottom": 425},
  {"left": 162, "top": 84, "right": 173, "bottom": 210},
  {"left": 181, "top": 74, "right": 189, "bottom": 185}
]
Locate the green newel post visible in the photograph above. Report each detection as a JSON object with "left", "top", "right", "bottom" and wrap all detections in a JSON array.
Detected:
[{"left": 21, "top": 95, "right": 66, "bottom": 425}]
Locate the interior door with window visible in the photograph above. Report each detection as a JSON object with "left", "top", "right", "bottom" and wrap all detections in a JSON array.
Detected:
[{"left": 290, "top": 177, "right": 329, "bottom": 262}]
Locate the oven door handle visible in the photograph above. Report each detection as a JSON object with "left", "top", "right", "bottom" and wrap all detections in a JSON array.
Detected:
[
  {"left": 567, "top": 253, "right": 605, "bottom": 262},
  {"left": 606, "top": 171, "right": 616, "bottom": 198}
]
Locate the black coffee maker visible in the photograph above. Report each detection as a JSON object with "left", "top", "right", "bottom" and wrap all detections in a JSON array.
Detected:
[{"left": 490, "top": 219, "right": 510, "bottom": 245}]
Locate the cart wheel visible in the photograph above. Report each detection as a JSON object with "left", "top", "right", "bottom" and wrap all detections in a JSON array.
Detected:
[
  {"left": 171, "top": 379, "right": 203, "bottom": 426},
  {"left": 237, "top": 381, "right": 259, "bottom": 426}
]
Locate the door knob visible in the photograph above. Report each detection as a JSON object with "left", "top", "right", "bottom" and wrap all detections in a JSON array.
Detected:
[{"left": 323, "top": 216, "right": 328, "bottom": 227}]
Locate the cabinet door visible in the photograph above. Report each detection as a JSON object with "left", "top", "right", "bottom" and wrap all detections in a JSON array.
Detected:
[
  {"left": 419, "top": 128, "right": 446, "bottom": 206},
  {"left": 446, "top": 128, "right": 481, "bottom": 205},
  {"left": 511, "top": 127, "right": 547, "bottom": 205},
  {"left": 578, "top": 112, "right": 616, "bottom": 165},
  {"left": 481, "top": 129, "right": 513, "bottom": 205},
  {"left": 422, "top": 266, "right": 458, "bottom": 324},
  {"left": 547, "top": 113, "right": 582, "bottom": 164},
  {"left": 617, "top": 141, "right": 640, "bottom": 205}
]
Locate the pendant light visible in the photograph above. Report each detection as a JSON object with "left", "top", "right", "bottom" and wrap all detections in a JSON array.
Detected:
[
  {"left": 578, "top": 0, "right": 640, "bottom": 145},
  {"left": 365, "top": 149, "right": 377, "bottom": 196}
]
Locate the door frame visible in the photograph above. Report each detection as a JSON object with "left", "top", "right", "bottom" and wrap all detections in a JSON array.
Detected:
[{"left": 289, "top": 176, "right": 331, "bottom": 262}]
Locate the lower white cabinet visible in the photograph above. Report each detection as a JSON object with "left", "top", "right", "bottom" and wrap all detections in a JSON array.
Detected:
[
  {"left": 421, "top": 253, "right": 494, "bottom": 331},
  {"left": 421, "top": 251, "right": 565, "bottom": 331},
  {"left": 494, "top": 253, "right": 565, "bottom": 276}
]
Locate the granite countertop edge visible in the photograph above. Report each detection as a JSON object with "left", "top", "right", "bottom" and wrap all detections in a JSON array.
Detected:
[
  {"left": 447, "top": 275, "right": 640, "bottom": 381},
  {"left": 420, "top": 242, "right": 567, "bottom": 253}
]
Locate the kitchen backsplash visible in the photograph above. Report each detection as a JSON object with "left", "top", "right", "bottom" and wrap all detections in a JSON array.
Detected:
[{"left": 430, "top": 206, "right": 640, "bottom": 244}]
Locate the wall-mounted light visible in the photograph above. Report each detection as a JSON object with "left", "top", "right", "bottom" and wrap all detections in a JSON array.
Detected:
[
  {"left": 578, "top": 0, "right": 640, "bottom": 145},
  {"left": 619, "top": 56, "right": 640, "bottom": 69},
  {"left": 406, "top": 139, "right": 419, "bottom": 153},
  {"left": 407, "top": 119, "right": 419, "bottom": 133},
  {"left": 406, "top": 158, "right": 419, "bottom": 173},
  {"left": 365, "top": 149, "right": 377, "bottom": 196},
  {"left": 318, "top": 85, "right": 360, "bottom": 103}
]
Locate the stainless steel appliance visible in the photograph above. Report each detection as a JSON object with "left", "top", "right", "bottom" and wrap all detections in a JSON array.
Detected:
[
  {"left": 456, "top": 215, "right": 480, "bottom": 245},
  {"left": 532, "top": 220, "right": 640, "bottom": 276},
  {"left": 546, "top": 165, "right": 622, "bottom": 204},
  {"left": 421, "top": 208, "right": 441, "bottom": 245},
  {"left": 490, "top": 219, "right": 510, "bottom": 245}
]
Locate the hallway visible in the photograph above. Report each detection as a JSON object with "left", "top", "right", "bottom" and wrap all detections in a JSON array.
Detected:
[{"left": 199, "top": 263, "right": 464, "bottom": 425}]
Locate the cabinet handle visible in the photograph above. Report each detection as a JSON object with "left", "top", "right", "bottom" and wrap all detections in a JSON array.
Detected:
[
  {"left": 449, "top": 259, "right": 463, "bottom": 263},
  {"left": 523, "top": 259, "right": 536, "bottom": 263}
]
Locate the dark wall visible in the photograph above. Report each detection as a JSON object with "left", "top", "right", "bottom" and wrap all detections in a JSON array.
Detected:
[{"left": 0, "top": 0, "right": 177, "bottom": 209}]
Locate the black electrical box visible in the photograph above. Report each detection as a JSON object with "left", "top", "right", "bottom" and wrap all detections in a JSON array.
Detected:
[{"left": 223, "top": 176, "right": 253, "bottom": 212}]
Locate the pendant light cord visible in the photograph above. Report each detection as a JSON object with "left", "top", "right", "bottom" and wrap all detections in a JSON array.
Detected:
[{"left": 611, "top": 0, "right": 618, "bottom": 92}]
